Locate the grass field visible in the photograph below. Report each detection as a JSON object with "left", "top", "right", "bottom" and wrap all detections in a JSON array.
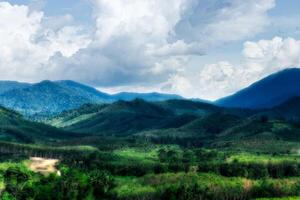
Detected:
[
  {"left": 226, "top": 152, "right": 300, "bottom": 164},
  {"left": 112, "top": 172, "right": 300, "bottom": 199}
]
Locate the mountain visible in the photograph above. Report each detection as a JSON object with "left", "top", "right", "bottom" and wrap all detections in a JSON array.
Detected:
[
  {"left": 0, "top": 80, "right": 183, "bottom": 117},
  {"left": 47, "top": 98, "right": 257, "bottom": 137},
  {"left": 59, "top": 99, "right": 176, "bottom": 136},
  {"left": 156, "top": 99, "right": 221, "bottom": 115},
  {"left": 47, "top": 99, "right": 222, "bottom": 136},
  {"left": 0, "top": 81, "right": 31, "bottom": 94},
  {"left": 0, "top": 80, "right": 95, "bottom": 117},
  {"left": 261, "top": 96, "right": 300, "bottom": 120},
  {"left": 0, "top": 106, "right": 73, "bottom": 143},
  {"left": 56, "top": 80, "right": 113, "bottom": 102},
  {"left": 136, "top": 112, "right": 243, "bottom": 139},
  {"left": 216, "top": 68, "right": 300, "bottom": 109}
]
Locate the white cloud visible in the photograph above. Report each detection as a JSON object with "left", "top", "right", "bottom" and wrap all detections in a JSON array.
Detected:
[
  {"left": 0, "top": 0, "right": 277, "bottom": 99},
  {"left": 185, "top": 37, "right": 300, "bottom": 100},
  {"left": 45, "top": 26, "right": 91, "bottom": 57},
  {"left": 197, "top": 61, "right": 237, "bottom": 99},
  {"left": 50, "top": 0, "right": 275, "bottom": 89},
  {"left": 174, "top": 0, "right": 275, "bottom": 48},
  {"left": 164, "top": 61, "right": 240, "bottom": 99},
  {"left": 0, "top": 2, "right": 90, "bottom": 81},
  {"left": 92, "top": 0, "right": 187, "bottom": 47},
  {"left": 163, "top": 74, "right": 194, "bottom": 97},
  {"left": 243, "top": 37, "right": 300, "bottom": 68}
]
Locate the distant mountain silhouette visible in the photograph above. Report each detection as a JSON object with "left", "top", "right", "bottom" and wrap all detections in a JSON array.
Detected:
[
  {"left": 0, "top": 81, "right": 31, "bottom": 94},
  {"left": 0, "top": 80, "right": 183, "bottom": 117},
  {"left": 216, "top": 68, "right": 300, "bottom": 109}
]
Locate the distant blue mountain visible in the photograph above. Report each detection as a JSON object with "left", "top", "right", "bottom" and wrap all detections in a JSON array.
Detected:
[
  {"left": 216, "top": 68, "right": 300, "bottom": 109},
  {"left": 56, "top": 80, "right": 113, "bottom": 102},
  {"left": 112, "top": 92, "right": 182, "bottom": 102},
  {"left": 0, "top": 80, "right": 184, "bottom": 117},
  {"left": 0, "top": 81, "right": 31, "bottom": 94}
]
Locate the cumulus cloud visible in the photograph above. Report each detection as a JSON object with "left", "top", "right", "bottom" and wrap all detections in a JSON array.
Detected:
[
  {"left": 184, "top": 37, "right": 300, "bottom": 100},
  {"left": 163, "top": 61, "right": 241, "bottom": 100},
  {"left": 0, "top": 2, "right": 90, "bottom": 81},
  {"left": 0, "top": 0, "right": 277, "bottom": 99},
  {"left": 174, "top": 0, "right": 275, "bottom": 47},
  {"left": 48, "top": 0, "right": 275, "bottom": 88},
  {"left": 243, "top": 37, "right": 300, "bottom": 69}
]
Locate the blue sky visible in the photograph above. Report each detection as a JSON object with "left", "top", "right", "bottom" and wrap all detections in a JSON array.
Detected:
[{"left": 1, "top": 0, "right": 300, "bottom": 100}]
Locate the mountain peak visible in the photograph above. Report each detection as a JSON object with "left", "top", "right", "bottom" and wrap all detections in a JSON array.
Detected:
[
  {"left": 216, "top": 67, "right": 300, "bottom": 109},
  {"left": 35, "top": 80, "right": 59, "bottom": 87},
  {"left": 278, "top": 67, "right": 300, "bottom": 73}
]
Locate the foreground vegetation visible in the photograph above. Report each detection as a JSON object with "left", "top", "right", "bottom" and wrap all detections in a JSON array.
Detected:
[
  {"left": 1, "top": 98, "right": 300, "bottom": 199},
  {"left": 0, "top": 142, "right": 300, "bottom": 200}
]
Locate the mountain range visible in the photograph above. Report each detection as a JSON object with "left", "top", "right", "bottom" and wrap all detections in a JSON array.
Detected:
[
  {"left": 0, "top": 80, "right": 182, "bottom": 118},
  {"left": 43, "top": 97, "right": 300, "bottom": 150},
  {"left": 1, "top": 68, "right": 300, "bottom": 149},
  {"left": 1, "top": 68, "right": 300, "bottom": 120}
]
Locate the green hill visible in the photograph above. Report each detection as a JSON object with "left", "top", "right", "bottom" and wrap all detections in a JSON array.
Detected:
[
  {"left": 43, "top": 97, "right": 300, "bottom": 152},
  {"left": 0, "top": 106, "right": 75, "bottom": 143},
  {"left": 262, "top": 97, "right": 300, "bottom": 120},
  {"left": 156, "top": 99, "right": 221, "bottom": 116},
  {"left": 47, "top": 99, "right": 226, "bottom": 136},
  {"left": 60, "top": 99, "right": 178, "bottom": 136},
  {"left": 136, "top": 113, "right": 242, "bottom": 139}
]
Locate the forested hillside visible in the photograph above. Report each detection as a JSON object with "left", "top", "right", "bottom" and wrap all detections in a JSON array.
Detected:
[{"left": 1, "top": 83, "right": 300, "bottom": 199}]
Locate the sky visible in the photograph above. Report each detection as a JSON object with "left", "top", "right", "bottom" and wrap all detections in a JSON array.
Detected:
[{"left": 1, "top": 0, "right": 300, "bottom": 100}]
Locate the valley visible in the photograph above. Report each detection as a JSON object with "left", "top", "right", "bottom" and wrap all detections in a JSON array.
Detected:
[{"left": 0, "top": 69, "right": 300, "bottom": 199}]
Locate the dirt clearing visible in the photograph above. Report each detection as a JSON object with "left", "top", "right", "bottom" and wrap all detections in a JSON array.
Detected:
[{"left": 28, "top": 157, "right": 60, "bottom": 175}]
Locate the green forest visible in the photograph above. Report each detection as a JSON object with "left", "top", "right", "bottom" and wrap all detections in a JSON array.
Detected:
[
  {"left": 0, "top": 98, "right": 300, "bottom": 199},
  {"left": 2, "top": 0, "right": 300, "bottom": 199}
]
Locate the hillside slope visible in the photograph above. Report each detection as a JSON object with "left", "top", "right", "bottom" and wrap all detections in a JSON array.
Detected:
[
  {"left": 0, "top": 81, "right": 93, "bottom": 117},
  {"left": 262, "top": 96, "right": 300, "bottom": 120},
  {"left": 0, "top": 106, "right": 74, "bottom": 143},
  {"left": 0, "top": 81, "right": 31, "bottom": 94},
  {"left": 47, "top": 99, "right": 225, "bottom": 136},
  {"left": 47, "top": 99, "right": 251, "bottom": 137},
  {"left": 216, "top": 68, "right": 300, "bottom": 109}
]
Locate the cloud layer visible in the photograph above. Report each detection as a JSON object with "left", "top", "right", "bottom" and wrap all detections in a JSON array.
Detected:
[
  {"left": 191, "top": 37, "right": 300, "bottom": 100},
  {"left": 0, "top": 2, "right": 90, "bottom": 81},
  {"left": 2, "top": 0, "right": 296, "bottom": 100}
]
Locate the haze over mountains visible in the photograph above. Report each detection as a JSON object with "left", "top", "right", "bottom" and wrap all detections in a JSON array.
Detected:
[
  {"left": 1, "top": 67, "right": 300, "bottom": 149},
  {"left": 0, "top": 80, "right": 182, "bottom": 117},
  {"left": 0, "top": 68, "right": 300, "bottom": 119},
  {"left": 216, "top": 68, "right": 300, "bottom": 109}
]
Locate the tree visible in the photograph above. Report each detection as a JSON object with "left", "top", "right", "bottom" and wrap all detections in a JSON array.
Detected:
[
  {"left": 2, "top": 166, "right": 34, "bottom": 200},
  {"left": 89, "top": 170, "right": 114, "bottom": 199}
]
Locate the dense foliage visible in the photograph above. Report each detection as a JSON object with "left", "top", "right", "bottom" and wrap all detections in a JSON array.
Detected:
[{"left": 1, "top": 94, "right": 300, "bottom": 199}]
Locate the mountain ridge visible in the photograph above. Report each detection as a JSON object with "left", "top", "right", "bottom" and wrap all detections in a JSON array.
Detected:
[
  {"left": 0, "top": 80, "right": 185, "bottom": 117},
  {"left": 216, "top": 68, "right": 300, "bottom": 109}
]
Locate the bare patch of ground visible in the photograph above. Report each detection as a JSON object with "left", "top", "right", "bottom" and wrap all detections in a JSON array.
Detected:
[{"left": 28, "top": 157, "right": 60, "bottom": 175}]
